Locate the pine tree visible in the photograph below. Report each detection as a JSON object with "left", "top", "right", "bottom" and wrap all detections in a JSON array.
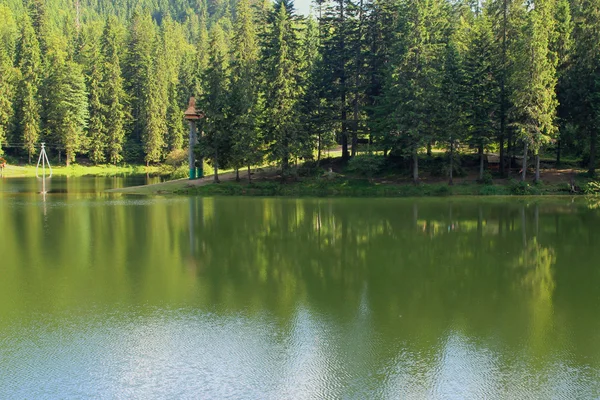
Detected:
[
  {"left": 15, "top": 14, "right": 42, "bottom": 163},
  {"left": 195, "top": 5, "right": 210, "bottom": 96},
  {"left": 101, "top": 16, "right": 127, "bottom": 164},
  {"left": 320, "top": 0, "right": 354, "bottom": 161},
  {"left": 61, "top": 61, "right": 89, "bottom": 165},
  {"left": 439, "top": 40, "right": 466, "bottom": 185},
  {"left": 300, "top": 15, "right": 333, "bottom": 163},
  {"left": 464, "top": 12, "right": 499, "bottom": 181},
  {"left": 0, "top": 5, "right": 17, "bottom": 156},
  {"left": 230, "top": 0, "right": 261, "bottom": 181},
  {"left": 44, "top": 36, "right": 89, "bottom": 166},
  {"left": 261, "top": 0, "right": 303, "bottom": 178},
  {"left": 379, "top": 0, "right": 449, "bottom": 183},
  {"left": 568, "top": 0, "right": 600, "bottom": 175},
  {"left": 26, "top": 0, "right": 47, "bottom": 53},
  {"left": 143, "top": 34, "right": 168, "bottom": 165},
  {"left": 510, "top": 0, "right": 558, "bottom": 182},
  {"left": 124, "top": 11, "right": 156, "bottom": 158},
  {"left": 80, "top": 27, "right": 106, "bottom": 164},
  {"left": 199, "top": 23, "right": 230, "bottom": 182},
  {"left": 162, "top": 16, "right": 187, "bottom": 151}
]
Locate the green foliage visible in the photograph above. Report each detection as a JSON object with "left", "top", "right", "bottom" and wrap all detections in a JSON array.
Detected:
[
  {"left": 261, "top": 0, "right": 304, "bottom": 176},
  {"left": 509, "top": 180, "right": 540, "bottom": 195},
  {"left": 0, "top": 0, "right": 592, "bottom": 183},
  {"left": 199, "top": 23, "right": 231, "bottom": 179},
  {"left": 15, "top": 13, "right": 41, "bottom": 162},
  {"left": 101, "top": 16, "right": 127, "bottom": 164},
  {"left": 478, "top": 170, "right": 494, "bottom": 185},
  {"left": 584, "top": 181, "right": 600, "bottom": 196},
  {"left": 347, "top": 154, "right": 385, "bottom": 181}
]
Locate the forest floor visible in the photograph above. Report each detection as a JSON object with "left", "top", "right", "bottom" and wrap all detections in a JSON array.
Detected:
[{"left": 108, "top": 161, "right": 594, "bottom": 197}]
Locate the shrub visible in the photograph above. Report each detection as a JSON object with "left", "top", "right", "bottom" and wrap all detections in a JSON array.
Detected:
[
  {"left": 477, "top": 170, "right": 494, "bottom": 185},
  {"left": 479, "top": 185, "right": 509, "bottom": 195},
  {"left": 509, "top": 180, "right": 539, "bottom": 195},
  {"left": 165, "top": 149, "right": 188, "bottom": 167},
  {"left": 347, "top": 154, "right": 385, "bottom": 182},
  {"left": 584, "top": 180, "right": 600, "bottom": 195}
]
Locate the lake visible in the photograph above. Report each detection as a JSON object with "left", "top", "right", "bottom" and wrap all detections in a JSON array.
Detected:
[{"left": 1, "top": 177, "right": 599, "bottom": 398}]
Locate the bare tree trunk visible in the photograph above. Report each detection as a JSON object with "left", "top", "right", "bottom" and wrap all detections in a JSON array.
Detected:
[
  {"left": 534, "top": 152, "right": 540, "bottom": 183},
  {"left": 449, "top": 139, "right": 454, "bottom": 186},
  {"left": 339, "top": 0, "right": 349, "bottom": 162},
  {"left": 235, "top": 168, "right": 240, "bottom": 182},
  {"left": 507, "top": 136, "right": 512, "bottom": 177},
  {"left": 556, "top": 139, "right": 561, "bottom": 166},
  {"left": 351, "top": 0, "right": 364, "bottom": 158},
  {"left": 427, "top": 142, "right": 432, "bottom": 157},
  {"left": 521, "top": 142, "right": 528, "bottom": 181},
  {"left": 317, "top": 131, "right": 322, "bottom": 163},
  {"left": 213, "top": 149, "right": 220, "bottom": 183},
  {"left": 479, "top": 144, "right": 484, "bottom": 181},
  {"left": 247, "top": 165, "right": 251, "bottom": 183},
  {"left": 413, "top": 151, "right": 419, "bottom": 184},
  {"left": 589, "top": 128, "right": 597, "bottom": 176}
]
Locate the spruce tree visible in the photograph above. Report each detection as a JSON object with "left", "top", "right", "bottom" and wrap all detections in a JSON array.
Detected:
[
  {"left": 0, "top": 5, "right": 17, "bottom": 156},
  {"left": 568, "top": 0, "right": 600, "bottom": 175},
  {"left": 320, "top": 0, "right": 354, "bottom": 161},
  {"left": 15, "top": 14, "right": 42, "bottom": 163},
  {"left": 464, "top": 12, "right": 499, "bottom": 181},
  {"left": 80, "top": 27, "right": 106, "bottom": 164},
  {"left": 380, "top": 0, "right": 449, "bottom": 183},
  {"left": 143, "top": 34, "right": 168, "bottom": 165},
  {"left": 162, "top": 16, "right": 187, "bottom": 151},
  {"left": 101, "top": 16, "right": 127, "bottom": 164},
  {"left": 200, "top": 23, "right": 230, "bottom": 182},
  {"left": 510, "top": 0, "right": 558, "bottom": 182},
  {"left": 124, "top": 11, "right": 156, "bottom": 158},
  {"left": 261, "top": 0, "right": 303, "bottom": 178},
  {"left": 230, "top": 0, "right": 261, "bottom": 181}
]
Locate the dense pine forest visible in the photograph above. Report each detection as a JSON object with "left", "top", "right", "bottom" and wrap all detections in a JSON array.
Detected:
[{"left": 0, "top": 0, "right": 599, "bottom": 181}]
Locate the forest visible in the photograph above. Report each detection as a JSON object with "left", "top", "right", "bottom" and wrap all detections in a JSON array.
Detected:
[{"left": 0, "top": 0, "right": 599, "bottom": 182}]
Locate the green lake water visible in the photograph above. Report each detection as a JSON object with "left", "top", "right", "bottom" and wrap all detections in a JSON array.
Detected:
[{"left": 1, "top": 177, "right": 600, "bottom": 398}]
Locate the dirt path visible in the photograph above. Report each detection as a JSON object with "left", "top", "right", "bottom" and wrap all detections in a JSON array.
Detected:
[{"left": 108, "top": 168, "right": 276, "bottom": 194}]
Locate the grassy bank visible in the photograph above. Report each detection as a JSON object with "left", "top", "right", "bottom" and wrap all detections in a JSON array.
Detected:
[
  {"left": 106, "top": 152, "right": 600, "bottom": 197},
  {"left": 0, "top": 164, "right": 162, "bottom": 178},
  {"left": 172, "top": 178, "right": 585, "bottom": 197}
]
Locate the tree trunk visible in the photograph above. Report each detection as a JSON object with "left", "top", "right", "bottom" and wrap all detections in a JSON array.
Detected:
[
  {"left": 339, "top": 0, "right": 349, "bottom": 162},
  {"left": 499, "top": 134, "right": 505, "bottom": 178},
  {"left": 479, "top": 144, "right": 484, "bottom": 181},
  {"left": 449, "top": 140, "right": 454, "bottom": 186},
  {"left": 28, "top": 152, "right": 31, "bottom": 165},
  {"left": 427, "top": 142, "right": 432, "bottom": 157},
  {"left": 213, "top": 149, "right": 220, "bottom": 183},
  {"left": 521, "top": 142, "right": 528, "bottom": 181},
  {"left": 235, "top": 168, "right": 240, "bottom": 182},
  {"left": 413, "top": 151, "right": 419, "bottom": 184},
  {"left": 317, "top": 131, "right": 322, "bottom": 163},
  {"left": 589, "top": 128, "right": 597, "bottom": 176},
  {"left": 247, "top": 165, "right": 251, "bottom": 183},
  {"left": 534, "top": 152, "right": 540, "bottom": 183},
  {"left": 507, "top": 135, "right": 512, "bottom": 177},
  {"left": 556, "top": 139, "right": 561, "bottom": 166},
  {"left": 351, "top": 0, "right": 364, "bottom": 158}
]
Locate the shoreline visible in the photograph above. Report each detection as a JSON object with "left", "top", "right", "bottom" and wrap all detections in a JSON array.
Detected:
[
  {"left": 108, "top": 175, "right": 590, "bottom": 197},
  {"left": 0, "top": 164, "right": 163, "bottom": 178}
]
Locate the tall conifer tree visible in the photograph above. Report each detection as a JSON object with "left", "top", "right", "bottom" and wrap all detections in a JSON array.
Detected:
[{"left": 15, "top": 14, "right": 41, "bottom": 163}]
